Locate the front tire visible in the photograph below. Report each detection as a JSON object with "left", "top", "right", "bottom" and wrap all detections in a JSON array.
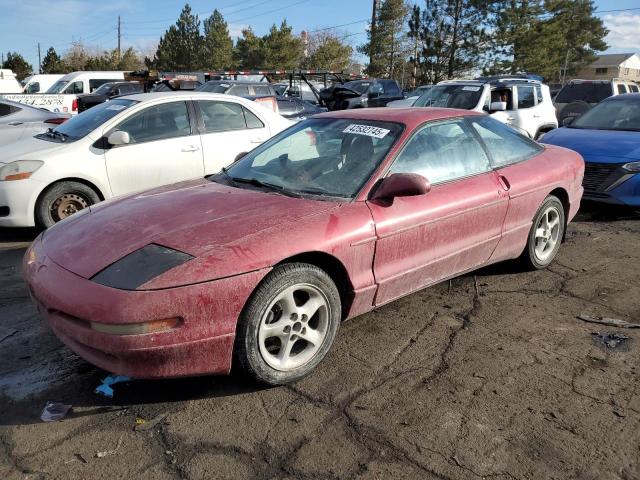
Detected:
[
  {"left": 36, "top": 181, "right": 100, "bottom": 228},
  {"left": 234, "top": 263, "right": 341, "bottom": 385},
  {"left": 521, "top": 195, "right": 565, "bottom": 269}
]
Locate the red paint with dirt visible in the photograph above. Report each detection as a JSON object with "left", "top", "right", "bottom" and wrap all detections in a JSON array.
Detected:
[{"left": 23, "top": 108, "right": 584, "bottom": 378}]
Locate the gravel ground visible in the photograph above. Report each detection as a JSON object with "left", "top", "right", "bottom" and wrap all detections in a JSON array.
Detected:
[{"left": 1, "top": 202, "right": 639, "bottom": 480}]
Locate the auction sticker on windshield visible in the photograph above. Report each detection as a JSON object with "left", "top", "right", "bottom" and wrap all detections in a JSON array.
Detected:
[
  {"left": 106, "top": 104, "right": 127, "bottom": 111},
  {"left": 343, "top": 124, "right": 390, "bottom": 138},
  {"left": 462, "top": 86, "right": 481, "bottom": 91}
]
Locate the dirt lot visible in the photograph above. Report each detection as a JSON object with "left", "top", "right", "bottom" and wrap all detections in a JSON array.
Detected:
[{"left": 1, "top": 203, "right": 639, "bottom": 480}]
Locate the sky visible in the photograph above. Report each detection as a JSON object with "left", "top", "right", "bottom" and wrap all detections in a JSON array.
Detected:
[{"left": 0, "top": 0, "right": 639, "bottom": 71}]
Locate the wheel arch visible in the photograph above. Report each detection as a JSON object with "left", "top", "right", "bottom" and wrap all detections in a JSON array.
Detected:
[
  {"left": 549, "top": 187, "right": 570, "bottom": 241},
  {"left": 34, "top": 177, "right": 106, "bottom": 218},
  {"left": 276, "top": 251, "right": 354, "bottom": 320}
]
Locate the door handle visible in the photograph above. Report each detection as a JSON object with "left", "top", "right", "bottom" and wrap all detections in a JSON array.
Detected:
[
  {"left": 498, "top": 174, "right": 511, "bottom": 191},
  {"left": 250, "top": 138, "right": 264, "bottom": 144},
  {"left": 506, "top": 116, "right": 515, "bottom": 121},
  {"left": 8, "top": 121, "right": 23, "bottom": 126},
  {"left": 181, "top": 145, "right": 200, "bottom": 152},
  {"left": 533, "top": 114, "right": 541, "bottom": 118}
]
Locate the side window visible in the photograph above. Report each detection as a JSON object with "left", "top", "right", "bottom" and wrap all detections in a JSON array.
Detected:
[
  {"left": 228, "top": 85, "right": 250, "bottom": 96},
  {"left": 370, "top": 83, "right": 384, "bottom": 95},
  {"left": 114, "top": 101, "right": 191, "bottom": 144},
  {"left": 89, "top": 79, "right": 113, "bottom": 92},
  {"left": 389, "top": 119, "right": 491, "bottom": 184},
  {"left": 198, "top": 101, "right": 246, "bottom": 132},
  {"left": 382, "top": 80, "right": 401, "bottom": 96},
  {"left": 535, "top": 85, "right": 543, "bottom": 104},
  {"left": 630, "top": 84, "right": 639, "bottom": 93},
  {"left": 253, "top": 85, "right": 271, "bottom": 96},
  {"left": 63, "top": 81, "right": 83, "bottom": 94},
  {"left": 517, "top": 85, "right": 535, "bottom": 109},
  {"left": 0, "top": 103, "right": 21, "bottom": 116},
  {"left": 470, "top": 116, "right": 542, "bottom": 168},
  {"left": 243, "top": 107, "right": 264, "bottom": 129},
  {"left": 616, "top": 84, "right": 627, "bottom": 94}
]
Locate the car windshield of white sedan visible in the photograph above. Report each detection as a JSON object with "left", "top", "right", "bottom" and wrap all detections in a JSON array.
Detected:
[
  {"left": 221, "top": 118, "right": 403, "bottom": 198},
  {"left": 42, "top": 99, "right": 138, "bottom": 142},
  {"left": 413, "top": 84, "right": 483, "bottom": 110},
  {"left": 571, "top": 99, "right": 640, "bottom": 132}
]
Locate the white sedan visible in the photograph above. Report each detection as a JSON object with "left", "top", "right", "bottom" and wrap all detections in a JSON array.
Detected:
[{"left": 0, "top": 92, "right": 292, "bottom": 227}]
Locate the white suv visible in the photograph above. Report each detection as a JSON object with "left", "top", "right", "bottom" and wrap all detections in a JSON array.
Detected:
[{"left": 412, "top": 77, "right": 558, "bottom": 139}]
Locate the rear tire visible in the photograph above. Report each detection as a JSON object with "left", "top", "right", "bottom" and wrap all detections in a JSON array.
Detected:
[
  {"left": 234, "top": 263, "right": 341, "bottom": 385},
  {"left": 520, "top": 195, "right": 565, "bottom": 270},
  {"left": 36, "top": 181, "right": 100, "bottom": 228}
]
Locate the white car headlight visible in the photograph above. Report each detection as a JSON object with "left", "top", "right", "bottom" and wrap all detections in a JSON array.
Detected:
[
  {"left": 622, "top": 161, "right": 640, "bottom": 172},
  {"left": 0, "top": 161, "right": 44, "bottom": 181}
]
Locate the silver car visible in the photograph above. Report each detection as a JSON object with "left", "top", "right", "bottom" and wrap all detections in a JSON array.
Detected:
[{"left": 0, "top": 99, "right": 70, "bottom": 145}]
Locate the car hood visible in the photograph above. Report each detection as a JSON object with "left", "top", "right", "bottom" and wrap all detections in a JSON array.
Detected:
[
  {"left": 42, "top": 178, "right": 340, "bottom": 281},
  {"left": 543, "top": 127, "right": 640, "bottom": 162},
  {"left": 0, "top": 133, "right": 70, "bottom": 162}
]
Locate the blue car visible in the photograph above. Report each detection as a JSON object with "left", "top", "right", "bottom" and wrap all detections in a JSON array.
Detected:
[{"left": 542, "top": 93, "right": 640, "bottom": 206}]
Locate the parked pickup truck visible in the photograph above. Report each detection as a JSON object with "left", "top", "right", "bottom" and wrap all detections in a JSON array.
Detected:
[{"left": 0, "top": 71, "right": 125, "bottom": 115}]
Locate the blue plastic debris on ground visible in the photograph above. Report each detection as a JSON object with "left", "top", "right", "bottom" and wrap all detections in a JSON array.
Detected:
[{"left": 95, "top": 375, "right": 132, "bottom": 398}]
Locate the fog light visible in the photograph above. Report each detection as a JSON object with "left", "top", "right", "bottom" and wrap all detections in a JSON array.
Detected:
[{"left": 91, "top": 317, "right": 182, "bottom": 335}]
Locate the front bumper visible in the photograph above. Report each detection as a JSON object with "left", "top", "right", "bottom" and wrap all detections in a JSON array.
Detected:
[
  {"left": 0, "top": 177, "right": 45, "bottom": 227},
  {"left": 583, "top": 164, "right": 640, "bottom": 207},
  {"left": 23, "top": 237, "right": 270, "bottom": 378}
]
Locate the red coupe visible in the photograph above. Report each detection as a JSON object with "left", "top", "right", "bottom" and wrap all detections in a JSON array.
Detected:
[{"left": 24, "top": 108, "right": 584, "bottom": 385}]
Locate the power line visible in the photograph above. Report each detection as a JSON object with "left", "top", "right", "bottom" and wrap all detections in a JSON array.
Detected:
[
  {"left": 596, "top": 7, "right": 640, "bottom": 14},
  {"left": 226, "top": 0, "right": 314, "bottom": 22}
]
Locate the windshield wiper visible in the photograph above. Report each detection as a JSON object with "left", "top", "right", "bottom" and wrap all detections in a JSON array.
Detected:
[
  {"left": 45, "top": 128, "right": 68, "bottom": 142},
  {"left": 229, "top": 176, "right": 288, "bottom": 194}
]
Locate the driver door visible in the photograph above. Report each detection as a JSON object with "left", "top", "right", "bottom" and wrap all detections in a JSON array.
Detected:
[
  {"left": 367, "top": 119, "right": 508, "bottom": 306},
  {"left": 104, "top": 101, "right": 204, "bottom": 196}
]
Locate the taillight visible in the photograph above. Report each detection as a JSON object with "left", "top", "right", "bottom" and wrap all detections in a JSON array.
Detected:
[
  {"left": 72, "top": 99, "right": 78, "bottom": 112},
  {"left": 44, "top": 118, "right": 68, "bottom": 125}
]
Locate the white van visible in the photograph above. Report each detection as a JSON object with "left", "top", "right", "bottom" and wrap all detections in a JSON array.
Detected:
[
  {"left": 1, "top": 71, "right": 125, "bottom": 114},
  {"left": 22, "top": 74, "right": 64, "bottom": 93},
  {"left": 0, "top": 70, "right": 23, "bottom": 93}
]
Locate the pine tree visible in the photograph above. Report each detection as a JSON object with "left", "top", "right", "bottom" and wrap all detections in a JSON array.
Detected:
[
  {"left": 202, "top": 9, "right": 233, "bottom": 70},
  {"left": 359, "top": 0, "right": 410, "bottom": 78},
  {"left": 2, "top": 52, "right": 33, "bottom": 80},
  {"left": 152, "top": 3, "right": 204, "bottom": 71},
  {"left": 234, "top": 28, "right": 265, "bottom": 69},
  {"left": 261, "top": 21, "right": 304, "bottom": 70},
  {"left": 41, "top": 47, "right": 66, "bottom": 74},
  {"left": 303, "top": 32, "right": 353, "bottom": 71}
]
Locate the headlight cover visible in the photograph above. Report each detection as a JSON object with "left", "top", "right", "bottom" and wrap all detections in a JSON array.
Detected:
[
  {"left": 91, "top": 244, "right": 193, "bottom": 290},
  {"left": 622, "top": 161, "right": 640, "bottom": 172},
  {"left": 0, "top": 160, "right": 44, "bottom": 181}
]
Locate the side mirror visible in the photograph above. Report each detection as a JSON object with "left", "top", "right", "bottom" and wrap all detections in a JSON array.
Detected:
[
  {"left": 107, "top": 130, "right": 130, "bottom": 146},
  {"left": 562, "top": 116, "right": 576, "bottom": 126},
  {"left": 371, "top": 173, "right": 431, "bottom": 201},
  {"left": 110, "top": 89, "right": 120, "bottom": 97},
  {"left": 490, "top": 101, "right": 507, "bottom": 111},
  {"left": 368, "top": 91, "right": 380, "bottom": 99}
]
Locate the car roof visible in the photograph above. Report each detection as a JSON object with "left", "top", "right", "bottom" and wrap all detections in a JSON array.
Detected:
[
  {"left": 123, "top": 91, "right": 232, "bottom": 102},
  {"left": 314, "top": 107, "right": 483, "bottom": 128},
  {"left": 604, "top": 93, "right": 640, "bottom": 102}
]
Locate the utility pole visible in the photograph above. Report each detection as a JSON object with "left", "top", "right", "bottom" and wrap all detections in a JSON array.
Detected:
[
  {"left": 38, "top": 43, "right": 42, "bottom": 73},
  {"left": 117, "top": 16, "right": 121, "bottom": 63},
  {"left": 369, "top": 0, "right": 379, "bottom": 68}
]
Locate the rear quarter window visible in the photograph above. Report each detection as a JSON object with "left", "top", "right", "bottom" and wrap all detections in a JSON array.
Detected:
[{"left": 0, "top": 103, "right": 21, "bottom": 116}]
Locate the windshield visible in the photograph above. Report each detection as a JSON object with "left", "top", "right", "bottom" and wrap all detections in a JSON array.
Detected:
[
  {"left": 571, "top": 98, "right": 640, "bottom": 131},
  {"left": 342, "top": 81, "right": 371, "bottom": 94},
  {"left": 555, "top": 83, "right": 611, "bottom": 104},
  {"left": 195, "top": 82, "right": 231, "bottom": 93},
  {"left": 273, "top": 84, "right": 288, "bottom": 95},
  {"left": 46, "top": 80, "right": 68, "bottom": 94},
  {"left": 218, "top": 118, "right": 403, "bottom": 199},
  {"left": 414, "top": 84, "right": 483, "bottom": 110},
  {"left": 93, "top": 83, "right": 115, "bottom": 95},
  {"left": 51, "top": 99, "right": 137, "bottom": 140}
]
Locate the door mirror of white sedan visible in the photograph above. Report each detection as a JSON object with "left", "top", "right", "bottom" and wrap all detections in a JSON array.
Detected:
[
  {"left": 490, "top": 101, "right": 507, "bottom": 112},
  {"left": 371, "top": 173, "right": 431, "bottom": 201},
  {"left": 107, "top": 131, "right": 130, "bottom": 146}
]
